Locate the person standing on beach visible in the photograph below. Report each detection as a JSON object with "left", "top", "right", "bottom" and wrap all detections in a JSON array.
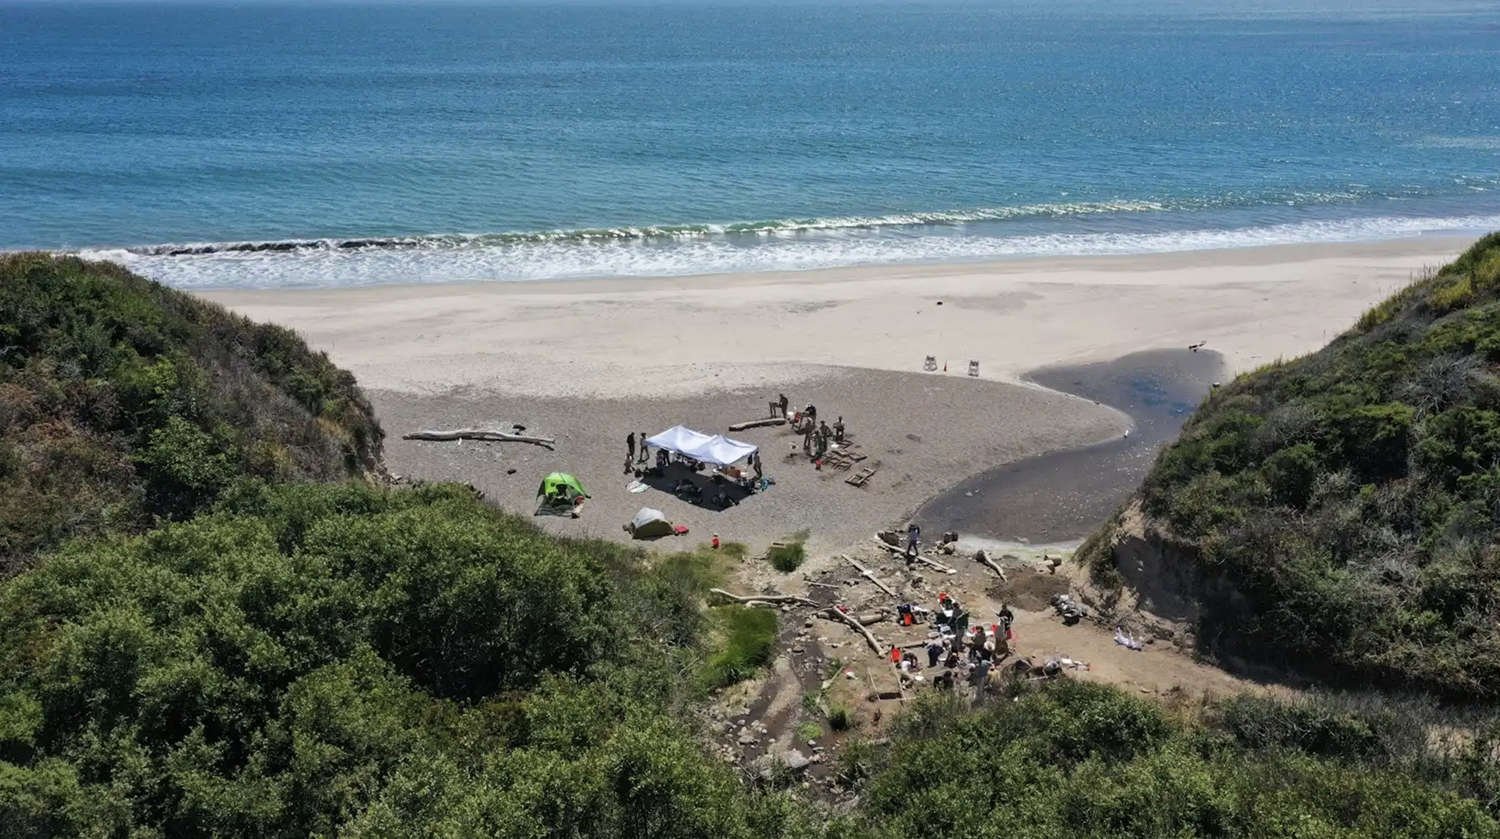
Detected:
[
  {"left": 906, "top": 522, "right": 921, "bottom": 557},
  {"left": 638, "top": 430, "right": 649, "bottom": 462},
  {"left": 778, "top": 393, "right": 789, "bottom": 418},
  {"left": 626, "top": 431, "right": 636, "bottom": 463}
]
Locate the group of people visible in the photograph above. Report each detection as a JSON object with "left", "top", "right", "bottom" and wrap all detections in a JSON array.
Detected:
[
  {"left": 891, "top": 593, "right": 1017, "bottom": 693},
  {"left": 624, "top": 430, "right": 764, "bottom": 485}
]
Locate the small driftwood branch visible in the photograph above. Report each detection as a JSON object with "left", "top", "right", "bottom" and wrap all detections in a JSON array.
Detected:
[
  {"left": 807, "top": 581, "right": 843, "bottom": 590},
  {"left": 911, "top": 554, "right": 956, "bottom": 574},
  {"left": 845, "top": 556, "right": 897, "bottom": 597},
  {"left": 824, "top": 607, "right": 886, "bottom": 656},
  {"left": 870, "top": 538, "right": 955, "bottom": 574},
  {"left": 728, "top": 417, "right": 788, "bottom": 432},
  {"left": 974, "top": 551, "right": 1008, "bottom": 580},
  {"left": 404, "top": 428, "right": 557, "bottom": 450},
  {"left": 709, "top": 588, "right": 818, "bottom": 607}
]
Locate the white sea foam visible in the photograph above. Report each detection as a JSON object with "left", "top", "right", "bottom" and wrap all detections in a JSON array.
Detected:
[{"left": 79, "top": 212, "right": 1500, "bottom": 290}]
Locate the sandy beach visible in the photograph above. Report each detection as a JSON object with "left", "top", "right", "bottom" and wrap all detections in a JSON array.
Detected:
[{"left": 203, "top": 237, "right": 1474, "bottom": 552}]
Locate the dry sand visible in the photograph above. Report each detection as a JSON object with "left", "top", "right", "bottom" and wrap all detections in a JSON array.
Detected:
[
  {"left": 205, "top": 237, "right": 1471, "bottom": 399},
  {"left": 202, "top": 237, "right": 1474, "bottom": 553}
]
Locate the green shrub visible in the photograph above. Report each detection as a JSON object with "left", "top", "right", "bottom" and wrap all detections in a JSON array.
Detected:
[
  {"left": 702, "top": 607, "right": 778, "bottom": 690},
  {"left": 855, "top": 680, "right": 1500, "bottom": 838},
  {"left": 0, "top": 254, "right": 382, "bottom": 573},
  {"left": 0, "top": 482, "right": 826, "bottom": 838},
  {"left": 768, "top": 541, "right": 806, "bottom": 573},
  {"left": 827, "top": 705, "right": 854, "bottom": 732}
]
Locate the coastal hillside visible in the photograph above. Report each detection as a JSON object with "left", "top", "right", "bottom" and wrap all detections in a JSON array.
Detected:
[
  {"left": 0, "top": 254, "right": 383, "bottom": 573},
  {"left": 1082, "top": 233, "right": 1500, "bottom": 697}
]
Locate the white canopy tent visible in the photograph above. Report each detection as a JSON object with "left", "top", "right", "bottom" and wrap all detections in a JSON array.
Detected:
[{"left": 645, "top": 424, "right": 758, "bottom": 467}]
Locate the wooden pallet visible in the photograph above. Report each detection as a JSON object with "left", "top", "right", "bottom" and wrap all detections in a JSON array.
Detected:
[{"left": 846, "top": 466, "right": 877, "bottom": 487}]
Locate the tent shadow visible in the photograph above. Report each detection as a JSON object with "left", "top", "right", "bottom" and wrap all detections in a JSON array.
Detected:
[{"left": 643, "top": 461, "right": 756, "bottom": 512}]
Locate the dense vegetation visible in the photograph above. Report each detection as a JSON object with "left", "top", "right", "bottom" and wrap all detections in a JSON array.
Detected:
[
  {"left": 1084, "top": 233, "right": 1500, "bottom": 697},
  {"left": 0, "top": 482, "right": 823, "bottom": 838},
  {"left": 4, "top": 255, "right": 1499, "bottom": 836},
  {"left": 3, "top": 483, "right": 1494, "bottom": 838},
  {"left": 0, "top": 254, "right": 382, "bottom": 573},
  {"left": 849, "top": 682, "right": 1500, "bottom": 839}
]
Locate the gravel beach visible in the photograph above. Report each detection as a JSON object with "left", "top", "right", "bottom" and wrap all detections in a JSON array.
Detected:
[{"left": 372, "top": 365, "right": 1127, "bottom": 554}]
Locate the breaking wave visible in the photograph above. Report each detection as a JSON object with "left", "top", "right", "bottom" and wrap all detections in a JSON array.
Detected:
[
  {"left": 70, "top": 206, "right": 1500, "bottom": 291},
  {"left": 118, "top": 201, "right": 1170, "bottom": 257}
]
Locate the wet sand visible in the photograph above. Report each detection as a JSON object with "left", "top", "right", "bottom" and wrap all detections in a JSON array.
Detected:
[{"left": 915, "top": 348, "right": 1224, "bottom": 544}]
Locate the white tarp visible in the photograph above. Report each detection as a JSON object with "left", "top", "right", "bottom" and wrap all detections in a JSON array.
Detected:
[
  {"left": 645, "top": 424, "right": 758, "bottom": 467},
  {"left": 691, "top": 434, "right": 758, "bottom": 467},
  {"left": 645, "top": 425, "right": 713, "bottom": 454}
]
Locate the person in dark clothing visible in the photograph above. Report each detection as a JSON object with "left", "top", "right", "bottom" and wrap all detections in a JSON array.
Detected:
[
  {"left": 926, "top": 638, "right": 944, "bottom": 669},
  {"left": 906, "top": 522, "right": 921, "bottom": 557},
  {"left": 997, "top": 604, "right": 1014, "bottom": 630},
  {"left": 777, "top": 393, "right": 789, "bottom": 418},
  {"left": 833, "top": 416, "right": 845, "bottom": 441},
  {"left": 626, "top": 431, "right": 636, "bottom": 462},
  {"left": 638, "top": 431, "right": 649, "bottom": 462}
]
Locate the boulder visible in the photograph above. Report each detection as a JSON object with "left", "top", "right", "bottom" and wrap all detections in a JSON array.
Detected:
[{"left": 755, "top": 749, "right": 811, "bottom": 779}]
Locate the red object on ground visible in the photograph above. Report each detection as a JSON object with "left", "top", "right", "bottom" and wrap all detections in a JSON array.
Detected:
[
  {"left": 890, "top": 648, "right": 901, "bottom": 663},
  {"left": 711, "top": 535, "right": 720, "bottom": 549}
]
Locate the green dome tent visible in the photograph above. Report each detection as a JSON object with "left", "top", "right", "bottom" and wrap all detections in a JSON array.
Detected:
[{"left": 537, "top": 472, "right": 588, "bottom": 503}]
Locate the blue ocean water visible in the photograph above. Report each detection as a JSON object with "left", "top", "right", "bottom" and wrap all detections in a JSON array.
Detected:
[{"left": 3, "top": 0, "right": 1499, "bottom": 289}]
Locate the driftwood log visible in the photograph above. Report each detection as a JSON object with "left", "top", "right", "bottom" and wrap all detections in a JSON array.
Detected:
[
  {"left": 870, "top": 538, "right": 956, "bottom": 574},
  {"left": 912, "top": 554, "right": 956, "bottom": 574},
  {"left": 824, "top": 607, "right": 886, "bottom": 656},
  {"left": 844, "top": 556, "right": 897, "bottom": 597},
  {"left": 728, "top": 417, "right": 788, "bottom": 432},
  {"left": 709, "top": 589, "right": 819, "bottom": 608},
  {"left": 973, "top": 550, "right": 1008, "bottom": 580},
  {"left": 403, "top": 428, "right": 557, "bottom": 450}
]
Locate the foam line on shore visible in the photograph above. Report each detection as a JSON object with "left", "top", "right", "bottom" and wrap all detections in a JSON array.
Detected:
[{"left": 77, "top": 212, "right": 1500, "bottom": 290}]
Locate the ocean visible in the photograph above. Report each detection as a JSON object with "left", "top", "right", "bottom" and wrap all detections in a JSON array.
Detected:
[{"left": 4, "top": 0, "right": 1499, "bottom": 289}]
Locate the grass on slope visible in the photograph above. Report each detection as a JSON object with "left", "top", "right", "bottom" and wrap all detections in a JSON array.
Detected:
[
  {"left": 0, "top": 254, "right": 383, "bottom": 573},
  {"left": 1083, "top": 232, "right": 1500, "bottom": 697}
]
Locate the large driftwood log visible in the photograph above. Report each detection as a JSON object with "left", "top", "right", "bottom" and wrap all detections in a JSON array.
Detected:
[
  {"left": 973, "top": 550, "right": 1008, "bottom": 580},
  {"left": 709, "top": 589, "right": 818, "bottom": 608},
  {"left": 870, "top": 538, "right": 955, "bottom": 574},
  {"left": 845, "top": 556, "right": 897, "bottom": 597},
  {"left": 403, "top": 428, "right": 557, "bottom": 450},
  {"left": 824, "top": 607, "right": 886, "bottom": 656},
  {"left": 728, "top": 417, "right": 788, "bottom": 432}
]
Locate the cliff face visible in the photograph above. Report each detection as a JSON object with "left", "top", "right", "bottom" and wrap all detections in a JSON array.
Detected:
[
  {"left": 1080, "top": 233, "right": 1500, "bottom": 698},
  {"left": 0, "top": 254, "right": 383, "bottom": 572}
]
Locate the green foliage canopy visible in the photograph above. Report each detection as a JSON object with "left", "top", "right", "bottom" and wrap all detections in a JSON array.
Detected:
[{"left": 0, "top": 254, "right": 383, "bottom": 573}]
